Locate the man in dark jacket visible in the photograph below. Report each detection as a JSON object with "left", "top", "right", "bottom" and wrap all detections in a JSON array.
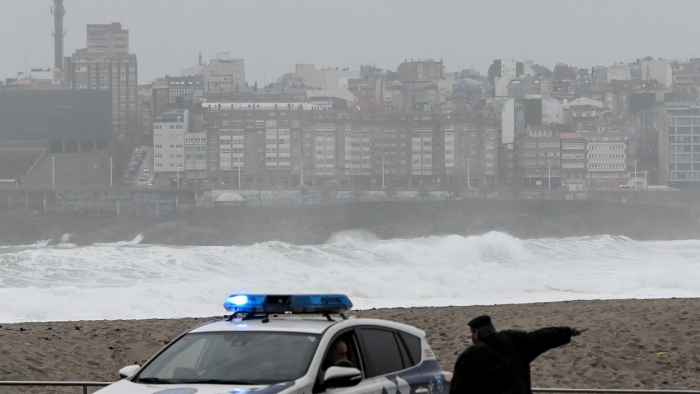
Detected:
[{"left": 450, "top": 315, "right": 587, "bottom": 394}]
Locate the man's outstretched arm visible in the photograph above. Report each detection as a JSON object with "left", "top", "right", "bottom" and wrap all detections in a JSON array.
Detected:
[{"left": 520, "top": 326, "right": 587, "bottom": 362}]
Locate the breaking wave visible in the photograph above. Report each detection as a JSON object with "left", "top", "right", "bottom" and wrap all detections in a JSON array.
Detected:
[{"left": 1, "top": 231, "right": 699, "bottom": 322}]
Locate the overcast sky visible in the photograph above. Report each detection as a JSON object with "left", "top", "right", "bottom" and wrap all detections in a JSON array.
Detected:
[{"left": 2, "top": 0, "right": 700, "bottom": 85}]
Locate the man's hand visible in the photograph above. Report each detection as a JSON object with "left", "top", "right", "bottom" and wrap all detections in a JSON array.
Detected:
[{"left": 571, "top": 327, "right": 588, "bottom": 336}]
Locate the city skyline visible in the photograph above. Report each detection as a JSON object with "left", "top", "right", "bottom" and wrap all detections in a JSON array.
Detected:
[{"left": 2, "top": 0, "right": 700, "bottom": 84}]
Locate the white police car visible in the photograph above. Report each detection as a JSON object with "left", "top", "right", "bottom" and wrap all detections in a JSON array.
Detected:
[{"left": 96, "top": 294, "right": 450, "bottom": 394}]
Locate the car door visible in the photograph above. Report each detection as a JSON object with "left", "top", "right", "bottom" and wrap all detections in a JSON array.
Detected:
[
  {"left": 356, "top": 327, "right": 412, "bottom": 394},
  {"left": 393, "top": 331, "right": 446, "bottom": 394},
  {"left": 356, "top": 327, "right": 444, "bottom": 394},
  {"left": 317, "top": 329, "right": 380, "bottom": 394}
]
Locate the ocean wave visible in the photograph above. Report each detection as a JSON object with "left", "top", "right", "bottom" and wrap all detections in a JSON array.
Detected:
[
  {"left": 1, "top": 231, "right": 699, "bottom": 322},
  {"left": 92, "top": 234, "right": 144, "bottom": 247}
]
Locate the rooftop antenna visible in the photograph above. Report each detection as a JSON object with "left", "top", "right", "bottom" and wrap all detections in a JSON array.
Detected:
[
  {"left": 646, "top": 65, "right": 651, "bottom": 93},
  {"left": 51, "top": 0, "right": 66, "bottom": 70}
]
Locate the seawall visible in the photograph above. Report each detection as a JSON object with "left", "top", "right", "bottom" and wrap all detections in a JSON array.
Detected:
[{"left": 1, "top": 200, "right": 698, "bottom": 246}]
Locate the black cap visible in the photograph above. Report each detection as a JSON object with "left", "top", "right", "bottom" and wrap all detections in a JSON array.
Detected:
[{"left": 468, "top": 315, "right": 493, "bottom": 330}]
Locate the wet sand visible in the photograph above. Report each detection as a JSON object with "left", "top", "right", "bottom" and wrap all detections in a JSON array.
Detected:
[{"left": 1, "top": 298, "right": 699, "bottom": 393}]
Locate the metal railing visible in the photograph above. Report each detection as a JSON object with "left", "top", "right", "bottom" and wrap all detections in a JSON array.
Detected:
[
  {"left": 533, "top": 390, "right": 700, "bottom": 394},
  {"left": 0, "top": 381, "right": 110, "bottom": 393},
  {"left": 0, "top": 382, "right": 699, "bottom": 394}
]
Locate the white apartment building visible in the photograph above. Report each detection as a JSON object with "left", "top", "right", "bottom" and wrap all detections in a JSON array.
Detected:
[
  {"left": 484, "top": 126, "right": 496, "bottom": 177},
  {"left": 412, "top": 126, "right": 433, "bottom": 176},
  {"left": 541, "top": 98, "right": 562, "bottom": 125},
  {"left": 585, "top": 132, "right": 628, "bottom": 188},
  {"left": 185, "top": 131, "right": 207, "bottom": 172},
  {"left": 606, "top": 64, "right": 630, "bottom": 82},
  {"left": 560, "top": 132, "right": 586, "bottom": 189},
  {"left": 153, "top": 109, "right": 189, "bottom": 174},
  {"left": 444, "top": 124, "right": 455, "bottom": 174},
  {"left": 267, "top": 120, "right": 291, "bottom": 171},
  {"left": 661, "top": 102, "right": 700, "bottom": 186},
  {"left": 315, "top": 124, "right": 337, "bottom": 176},
  {"left": 203, "top": 53, "right": 245, "bottom": 91}
]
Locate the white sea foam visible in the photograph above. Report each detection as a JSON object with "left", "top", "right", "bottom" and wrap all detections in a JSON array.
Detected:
[
  {"left": 93, "top": 233, "right": 144, "bottom": 247},
  {"left": 1, "top": 231, "right": 699, "bottom": 323}
]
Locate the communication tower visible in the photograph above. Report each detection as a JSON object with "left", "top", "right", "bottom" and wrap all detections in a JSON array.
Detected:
[{"left": 51, "top": 0, "right": 66, "bottom": 70}]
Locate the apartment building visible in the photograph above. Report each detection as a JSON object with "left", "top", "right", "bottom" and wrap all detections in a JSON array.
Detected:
[
  {"left": 152, "top": 76, "right": 204, "bottom": 115},
  {"left": 445, "top": 116, "right": 496, "bottom": 188},
  {"left": 506, "top": 76, "right": 549, "bottom": 99},
  {"left": 659, "top": 102, "right": 700, "bottom": 187},
  {"left": 203, "top": 53, "right": 245, "bottom": 91},
  {"left": 397, "top": 59, "right": 444, "bottom": 82},
  {"left": 68, "top": 50, "right": 138, "bottom": 136},
  {"left": 86, "top": 23, "right": 129, "bottom": 55},
  {"left": 137, "top": 85, "right": 152, "bottom": 135},
  {"left": 673, "top": 60, "right": 700, "bottom": 102},
  {"left": 518, "top": 125, "right": 562, "bottom": 187},
  {"left": 68, "top": 23, "right": 137, "bottom": 136},
  {"left": 585, "top": 132, "right": 628, "bottom": 189},
  {"left": 560, "top": 133, "right": 586, "bottom": 189},
  {"left": 201, "top": 104, "right": 497, "bottom": 189},
  {"left": 153, "top": 109, "right": 189, "bottom": 174}
]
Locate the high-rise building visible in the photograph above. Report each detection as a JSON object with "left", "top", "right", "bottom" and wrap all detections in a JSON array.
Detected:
[
  {"left": 659, "top": 102, "right": 700, "bottom": 187},
  {"left": 68, "top": 23, "right": 137, "bottom": 137},
  {"left": 86, "top": 23, "right": 129, "bottom": 54}
]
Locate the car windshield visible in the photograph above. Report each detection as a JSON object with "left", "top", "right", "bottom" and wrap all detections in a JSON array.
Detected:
[{"left": 136, "top": 331, "right": 320, "bottom": 385}]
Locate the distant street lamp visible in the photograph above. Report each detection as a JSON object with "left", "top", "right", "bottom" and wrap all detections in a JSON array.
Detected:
[
  {"left": 382, "top": 157, "right": 385, "bottom": 188},
  {"left": 300, "top": 157, "right": 305, "bottom": 187}
]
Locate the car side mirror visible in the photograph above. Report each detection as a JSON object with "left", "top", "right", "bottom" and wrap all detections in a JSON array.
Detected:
[
  {"left": 323, "top": 366, "right": 362, "bottom": 388},
  {"left": 118, "top": 365, "right": 140, "bottom": 379}
]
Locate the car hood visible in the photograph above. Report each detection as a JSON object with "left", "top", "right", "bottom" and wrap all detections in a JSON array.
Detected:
[{"left": 95, "top": 379, "right": 296, "bottom": 394}]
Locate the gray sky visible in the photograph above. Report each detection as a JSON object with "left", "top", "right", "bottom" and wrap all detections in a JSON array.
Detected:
[{"left": 2, "top": 0, "right": 700, "bottom": 85}]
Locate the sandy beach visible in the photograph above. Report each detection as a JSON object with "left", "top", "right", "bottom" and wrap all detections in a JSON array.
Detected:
[{"left": 1, "top": 298, "right": 700, "bottom": 393}]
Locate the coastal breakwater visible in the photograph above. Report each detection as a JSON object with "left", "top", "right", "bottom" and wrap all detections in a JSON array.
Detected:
[{"left": 1, "top": 199, "right": 698, "bottom": 246}]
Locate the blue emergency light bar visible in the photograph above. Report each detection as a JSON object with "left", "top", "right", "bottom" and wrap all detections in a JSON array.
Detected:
[{"left": 223, "top": 294, "right": 353, "bottom": 315}]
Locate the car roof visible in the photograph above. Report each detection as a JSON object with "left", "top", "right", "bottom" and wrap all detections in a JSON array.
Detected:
[
  {"left": 189, "top": 317, "right": 338, "bottom": 335},
  {"left": 187, "top": 316, "right": 425, "bottom": 338}
]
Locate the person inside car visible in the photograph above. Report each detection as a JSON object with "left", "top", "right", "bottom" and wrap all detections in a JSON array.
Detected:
[{"left": 322, "top": 339, "right": 349, "bottom": 371}]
